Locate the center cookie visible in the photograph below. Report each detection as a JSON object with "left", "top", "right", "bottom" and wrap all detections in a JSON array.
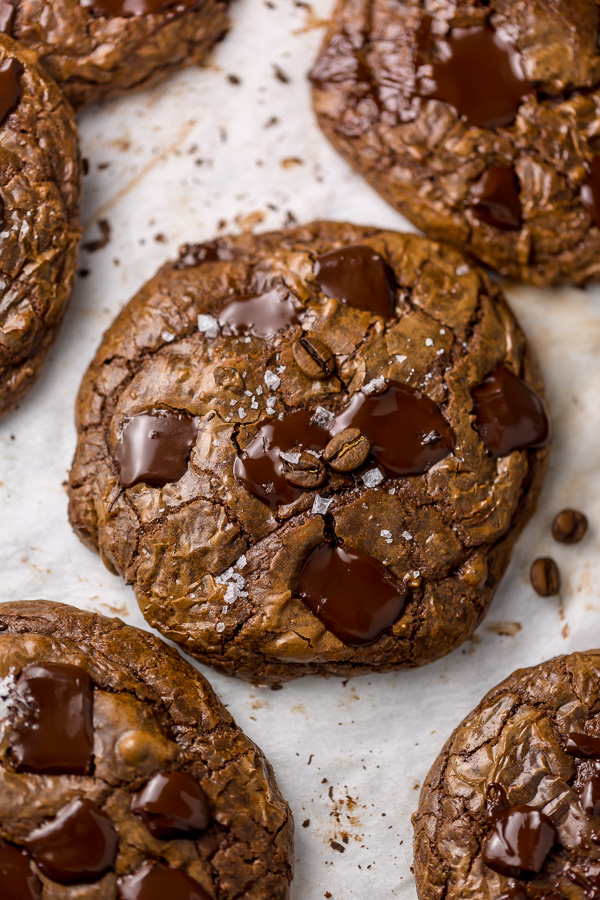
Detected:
[{"left": 68, "top": 221, "right": 550, "bottom": 682}]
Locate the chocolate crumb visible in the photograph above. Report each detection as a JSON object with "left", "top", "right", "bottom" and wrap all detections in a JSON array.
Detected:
[
  {"left": 83, "top": 219, "right": 111, "bottom": 253},
  {"left": 329, "top": 840, "right": 345, "bottom": 853},
  {"left": 302, "top": 819, "right": 310, "bottom": 828},
  {"left": 273, "top": 64, "right": 290, "bottom": 83}
]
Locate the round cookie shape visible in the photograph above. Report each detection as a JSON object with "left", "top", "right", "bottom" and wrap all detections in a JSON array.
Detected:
[
  {"left": 68, "top": 221, "right": 550, "bottom": 682},
  {"left": 413, "top": 651, "right": 600, "bottom": 899},
  {"left": 0, "top": 0, "right": 231, "bottom": 109},
  {"left": 0, "top": 600, "right": 293, "bottom": 898},
  {"left": 310, "top": 1, "right": 600, "bottom": 286},
  {"left": 0, "top": 34, "right": 81, "bottom": 418}
]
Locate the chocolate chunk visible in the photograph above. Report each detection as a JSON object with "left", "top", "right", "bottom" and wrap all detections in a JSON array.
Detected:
[
  {"left": 292, "top": 336, "right": 336, "bottom": 379},
  {"left": 324, "top": 427, "right": 370, "bottom": 472},
  {"left": 0, "top": 842, "right": 40, "bottom": 900},
  {"left": 118, "top": 860, "right": 211, "bottom": 900},
  {"left": 482, "top": 805, "right": 557, "bottom": 879},
  {"left": 552, "top": 509, "right": 588, "bottom": 545},
  {"left": 565, "top": 731, "right": 600, "bottom": 759},
  {"left": 530, "top": 557, "right": 560, "bottom": 597},
  {"left": 470, "top": 165, "right": 522, "bottom": 231},
  {"left": 114, "top": 409, "right": 198, "bottom": 489},
  {"left": 333, "top": 381, "right": 454, "bottom": 477},
  {"left": 295, "top": 542, "right": 410, "bottom": 646},
  {"left": 0, "top": 2, "right": 15, "bottom": 34},
  {"left": 81, "top": 0, "right": 194, "bottom": 17},
  {"left": 314, "top": 245, "right": 396, "bottom": 318},
  {"left": 217, "top": 286, "right": 301, "bottom": 338},
  {"left": 233, "top": 411, "right": 330, "bottom": 508},
  {"left": 581, "top": 158, "right": 600, "bottom": 228},
  {"left": 580, "top": 776, "right": 600, "bottom": 816},
  {"left": 131, "top": 771, "right": 211, "bottom": 839},
  {"left": 419, "top": 22, "right": 532, "bottom": 129},
  {"left": 472, "top": 366, "right": 551, "bottom": 458},
  {"left": 0, "top": 58, "right": 20, "bottom": 126},
  {"left": 9, "top": 663, "right": 93, "bottom": 775},
  {"left": 25, "top": 797, "right": 118, "bottom": 884}
]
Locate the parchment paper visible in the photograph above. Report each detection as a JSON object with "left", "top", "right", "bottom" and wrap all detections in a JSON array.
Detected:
[{"left": 2, "top": 1, "right": 600, "bottom": 896}]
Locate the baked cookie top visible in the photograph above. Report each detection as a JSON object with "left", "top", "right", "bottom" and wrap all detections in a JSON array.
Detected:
[
  {"left": 0, "top": 34, "right": 81, "bottom": 418},
  {"left": 68, "top": 221, "right": 550, "bottom": 682},
  {"left": 0, "top": 600, "right": 293, "bottom": 899},
  {"left": 0, "top": 0, "right": 231, "bottom": 109},
  {"left": 413, "top": 650, "right": 600, "bottom": 900},
  {"left": 311, "top": 0, "right": 600, "bottom": 286}
]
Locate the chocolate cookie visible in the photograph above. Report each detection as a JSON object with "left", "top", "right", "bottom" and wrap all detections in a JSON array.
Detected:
[
  {"left": 0, "top": 599, "right": 293, "bottom": 898},
  {"left": 0, "top": 35, "right": 81, "bottom": 418},
  {"left": 0, "top": 0, "right": 231, "bottom": 109},
  {"left": 68, "top": 221, "right": 550, "bottom": 682},
  {"left": 310, "top": 1, "right": 600, "bottom": 286},
  {"left": 413, "top": 651, "right": 600, "bottom": 900}
]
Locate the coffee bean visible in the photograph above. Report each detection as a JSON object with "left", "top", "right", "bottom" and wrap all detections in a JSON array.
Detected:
[
  {"left": 530, "top": 558, "right": 560, "bottom": 597},
  {"left": 292, "top": 336, "right": 336, "bottom": 380},
  {"left": 213, "top": 365, "right": 244, "bottom": 393},
  {"left": 323, "top": 428, "right": 371, "bottom": 472},
  {"left": 552, "top": 509, "right": 588, "bottom": 545},
  {"left": 282, "top": 449, "right": 326, "bottom": 489}
]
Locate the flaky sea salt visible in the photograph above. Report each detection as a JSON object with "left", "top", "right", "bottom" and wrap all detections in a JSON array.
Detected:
[
  {"left": 363, "top": 376, "right": 386, "bottom": 394},
  {"left": 216, "top": 566, "right": 248, "bottom": 605},
  {"left": 0, "top": 672, "right": 16, "bottom": 734},
  {"left": 380, "top": 529, "right": 393, "bottom": 544},
  {"left": 197, "top": 314, "right": 219, "bottom": 338},
  {"left": 402, "top": 530, "right": 413, "bottom": 541},
  {"left": 312, "top": 495, "right": 333, "bottom": 515},
  {"left": 311, "top": 406, "right": 335, "bottom": 429},
  {"left": 362, "top": 468, "right": 384, "bottom": 488},
  {"left": 425, "top": 338, "right": 434, "bottom": 347},
  {"left": 161, "top": 329, "right": 175, "bottom": 342},
  {"left": 236, "top": 554, "right": 247, "bottom": 569},
  {"left": 280, "top": 450, "right": 301, "bottom": 465},
  {"left": 395, "top": 354, "right": 407, "bottom": 364},
  {"left": 456, "top": 264, "right": 470, "bottom": 276},
  {"left": 264, "top": 369, "right": 281, "bottom": 390},
  {"left": 216, "top": 623, "right": 225, "bottom": 633}
]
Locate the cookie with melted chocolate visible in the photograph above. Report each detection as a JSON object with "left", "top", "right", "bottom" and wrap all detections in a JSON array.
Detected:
[
  {"left": 0, "top": 0, "right": 232, "bottom": 108},
  {"left": 0, "top": 34, "right": 81, "bottom": 419},
  {"left": 413, "top": 650, "right": 600, "bottom": 900},
  {"left": 68, "top": 221, "right": 550, "bottom": 682},
  {"left": 311, "top": 0, "right": 600, "bottom": 285},
  {"left": 0, "top": 600, "right": 293, "bottom": 899}
]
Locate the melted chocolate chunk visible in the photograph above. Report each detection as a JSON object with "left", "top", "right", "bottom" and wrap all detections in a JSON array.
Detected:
[
  {"left": 233, "top": 410, "right": 330, "bottom": 508},
  {"left": 114, "top": 409, "right": 198, "bottom": 489},
  {"left": 0, "top": 2, "right": 15, "bottom": 34},
  {"left": 0, "top": 58, "right": 20, "bottom": 126},
  {"left": 333, "top": 381, "right": 454, "bottom": 477},
  {"left": 25, "top": 797, "right": 118, "bottom": 885},
  {"left": 0, "top": 842, "right": 40, "bottom": 900},
  {"left": 482, "top": 804, "right": 557, "bottom": 879},
  {"left": 314, "top": 245, "right": 396, "bottom": 318},
  {"left": 81, "top": 0, "right": 195, "bottom": 17},
  {"left": 581, "top": 158, "right": 600, "bottom": 228},
  {"left": 217, "top": 287, "right": 301, "bottom": 338},
  {"left": 470, "top": 165, "right": 522, "bottom": 231},
  {"left": 9, "top": 663, "right": 93, "bottom": 775},
  {"left": 295, "top": 542, "right": 409, "bottom": 646},
  {"left": 118, "top": 860, "right": 210, "bottom": 900},
  {"left": 472, "top": 366, "right": 550, "bottom": 458},
  {"left": 580, "top": 776, "right": 600, "bottom": 817},
  {"left": 131, "top": 771, "right": 210, "bottom": 839},
  {"left": 418, "top": 22, "right": 532, "bottom": 128},
  {"left": 566, "top": 731, "right": 600, "bottom": 759}
]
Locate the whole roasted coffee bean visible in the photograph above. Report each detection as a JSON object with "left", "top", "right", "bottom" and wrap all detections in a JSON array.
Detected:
[
  {"left": 552, "top": 509, "right": 588, "bottom": 545},
  {"left": 282, "top": 449, "right": 326, "bottom": 489},
  {"left": 213, "top": 365, "right": 244, "bottom": 393},
  {"left": 323, "top": 428, "right": 370, "bottom": 472},
  {"left": 530, "top": 558, "right": 560, "bottom": 597},
  {"left": 292, "top": 336, "right": 336, "bottom": 379}
]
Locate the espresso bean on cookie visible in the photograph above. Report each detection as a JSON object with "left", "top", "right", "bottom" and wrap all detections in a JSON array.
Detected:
[
  {"left": 311, "top": 0, "right": 600, "bottom": 285},
  {"left": 0, "top": 600, "right": 293, "bottom": 898},
  {"left": 68, "top": 221, "right": 550, "bottom": 682},
  {"left": 413, "top": 651, "right": 600, "bottom": 899}
]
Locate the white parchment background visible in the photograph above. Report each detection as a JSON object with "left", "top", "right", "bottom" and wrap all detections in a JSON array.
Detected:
[{"left": 2, "top": 1, "right": 600, "bottom": 896}]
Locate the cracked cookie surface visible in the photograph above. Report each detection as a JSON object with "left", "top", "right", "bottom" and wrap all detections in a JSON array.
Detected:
[
  {"left": 0, "top": 34, "right": 81, "bottom": 418},
  {"left": 68, "top": 221, "right": 550, "bottom": 682},
  {"left": 0, "top": 599, "right": 293, "bottom": 898},
  {"left": 311, "top": 0, "right": 600, "bottom": 286},
  {"left": 413, "top": 651, "right": 600, "bottom": 899},
  {"left": 0, "top": 0, "right": 231, "bottom": 109}
]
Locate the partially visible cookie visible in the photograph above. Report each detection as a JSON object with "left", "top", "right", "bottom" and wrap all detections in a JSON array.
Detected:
[
  {"left": 413, "top": 651, "right": 600, "bottom": 900},
  {"left": 0, "top": 599, "right": 293, "bottom": 898},
  {"left": 0, "top": 0, "right": 231, "bottom": 109},
  {"left": 0, "top": 34, "right": 81, "bottom": 418},
  {"left": 311, "top": 0, "right": 600, "bottom": 286},
  {"left": 68, "top": 221, "right": 550, "bottom": 683}
]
